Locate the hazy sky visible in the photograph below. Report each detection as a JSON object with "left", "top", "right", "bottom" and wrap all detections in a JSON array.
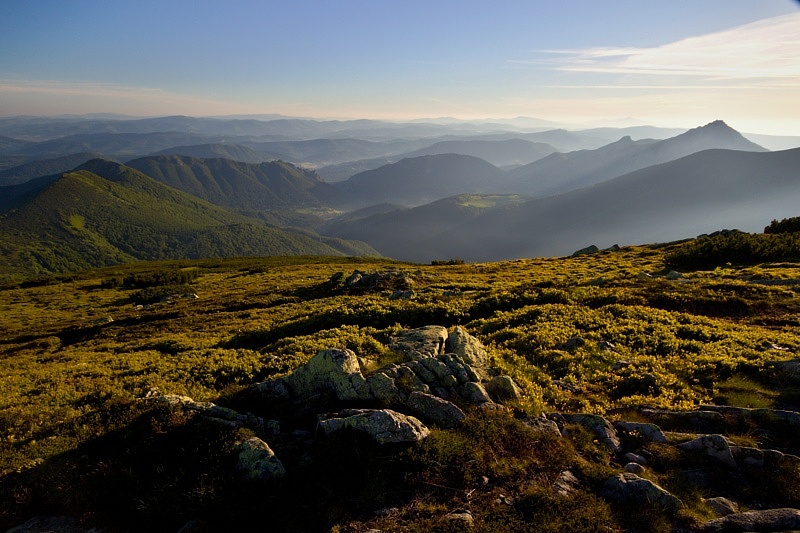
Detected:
[{"left": 1, "top": 0, "right": 799, "bottom": 134}]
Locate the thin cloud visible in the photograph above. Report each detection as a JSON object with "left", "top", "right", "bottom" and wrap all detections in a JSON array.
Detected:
[{"left": 537, "top": 13, "right": 800, "bottom": 82}]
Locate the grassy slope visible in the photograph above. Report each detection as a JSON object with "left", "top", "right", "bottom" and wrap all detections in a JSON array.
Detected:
[
  {"left": 1, "top": 244, "right": 799, "bottom": 530},
  {"left": 0, "top": 162, "right": 378, "bottom": 279}
]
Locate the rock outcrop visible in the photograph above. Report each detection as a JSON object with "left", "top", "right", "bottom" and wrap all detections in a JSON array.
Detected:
[
  {"left": 234, "top": 437, "right": 286, "bottom": 480},
  {"left": 602, "top": 473, "right": 683, "bottom": 511},
  {"left": 318, "top": 409, "right": 430, "bottom": 444}
]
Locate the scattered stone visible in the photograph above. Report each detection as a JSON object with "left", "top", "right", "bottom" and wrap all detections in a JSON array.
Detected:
[
  {"left": 666, "top": 271, "right": 683, "bottom": 280},
  {"left": 614, "top": 421, "right": 668, "bottom": 443},
  {"left": 458, "top": 382, "right": 494, "bottom": 405},
  {"left": 564, "top": 414, "right": 622, "bottom": 453},
  {"left": 342, "top": 269, "right": 413, "bottom": 293},
  {"left": 624, "top": 452, "right": 647, "bottom": 466},
  {"left": 444, "top": 509, "right": 474, "bottom": 528},
  {"left": 389, "top": 289, "right": 415, "bottom": 300},
  {"left": 597, "top": 340, "right": 616, "bottom": 352},
  {"left": 233, "top": 437, "right": 286, "bottom": 481},
  {"left": 637, "top": 272, "right": 653, "bottom": 279},
  {"left": 702, "top": 508, "right": 800, "bottom": 532},
  {"left": 552, "top": 470, "right": 581, "bottom": 496},
  {"left": 485, "top": 375, "right": 523, "bottom": 403},
  {"left": 406, "top": 391, "right": 466, "bottom": 428},
  {"left": 677, "top": 434, "right": 737, "bottom": 468},
  {"left": 602, "top": 473, "right": 682, "bottom": 511},
  {"left": 623, "top": 462, "right": 646, "bottom": 475},
  {"left": 390, "top": 326, "right": 448, "bottom": 360},
  {"left": 558, "top": 337, "right": 586, "bottom": 351},
  {"left": 703, "top": 497, "right": 739, "bottom": 517},
  {"left": 523, "top": 416, "right": 562, "bottom": 438},
  {"left": 553, "top": 380, "right": 582, "bottom": 393},
  {"left": 318, "top": 409, "right": 430, "bottom": 444}
]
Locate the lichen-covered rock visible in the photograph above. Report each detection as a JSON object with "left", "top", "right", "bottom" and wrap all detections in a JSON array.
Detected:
[
  {"left": 406, "top": 391, "right": 466, "bottom": 428},
  {"left": 552, "top": 470, "right": 581, "bottom": 496},
  {"left": 446, "top": 326, "right": 490, "bottom": 368},
  {"left": 523, "top": 416, "right": 562, "bottom": 438},
  {"left": 564, "top": 414, "right": 622, "bottom": 453},
  {"left": 155, "top": 395, "right": 262, "bottom": 428},
  {"left": 485, "top": 375, "right": 523, "bottom": 403},
  {"left": 623, "top": 462, "right": 646, "bottom": 475},
  {"left": 702, "top": 508, "right": 800, "bottom": 532},
  {"left": 390, "top": 326, "right": 448, "bottom": 360},
  {"left": 602, "top": 473, "right": 682, "bottom": 511},
  {"left": 286, "top": 348, "right": 370, "bottom": 402},
  {"left": 234, "top": 437, "right": 285, "bottom": 481},
  {"left": 614, "top": 420, "right": 668, "bottom": 443},
  {"left": 318, "top": 409, "right": 430, "bottom": 444},
  {"left": 678, "top": 434, "right": 736, "bottom": 468},
  {"left": 703, "top": 496, "right": 739, "bottom": 517},
  {"left": 367, "top": 372, "right": 405, "bottom": 403},
  {"left": 458, "top": 382, "right": 494, "bottom": 405}
]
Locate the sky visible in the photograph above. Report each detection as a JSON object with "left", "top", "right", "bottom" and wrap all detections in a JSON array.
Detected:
[{"left": 1, "top": 0, "right": 799, "bottom": 134}]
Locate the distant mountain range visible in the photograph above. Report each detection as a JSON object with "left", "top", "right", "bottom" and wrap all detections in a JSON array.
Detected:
[{"left": 1, "top": 116, "right": 798, "bottom": 277}]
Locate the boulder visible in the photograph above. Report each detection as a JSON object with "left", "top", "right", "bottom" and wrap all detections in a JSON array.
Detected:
[
  {"left": 155, "top": 395, "right": 262, "bottom": 429},
  {"left": 318, "top": 409, "right": 430, "bottom": 444},
  {"left": 602, "top": 473, "right": 682, "bottom": 511},
  {"left": 703, "top": 497, "right": 739, "bottom": 517},
  {"left": 614, "top": 420, "right": 668, "bottom": 443},
  {"left": 367, "top": 371, "right": 405, "bottom": 404},
  {"left": 444, "top": 510, "right": 474, "bottom": 528},
  {"left": 286, "top": 348, "right": 370, "bottom": 402},
  {"left": 390, "top": 326, "right": 448, "bottom": 360},
  {"left": 406, "top": 391, "right": 466, "bottom": 428},
  {"left": 564, "top": 414, "right": 622, "bottom": 453},
  {"left": 485, "top": 375, "right": 523, "bottom": 403},
  {"left": 552, "top": 470, "right": 581, "bottom": 496},
  {"left": 558, "top": 337, "right": 586, "bottom": 351},
  {"left": 523, "top": 416, "right": 562, "bottom": 438},
  {"left": 458, "top": 382, "right": 494, "bottom": 405},
  {"left": 623, "top": 462, "right": 646, "bottom": 475},
  {"left": 677, "top": 434, "right": 737, "bottom": 468},
  {"left": 624, "top": 452, "right": 647, "bottom": 466},
  {"left": 234, "top": 437, "right": 286, "bottom": 481},
  {"left": 572, "top": 245, "right": 599, "bottom": 256},
  {"left": 702, "top": 508, "right": 800, "bottom": 532},
  {"left": 446, "top": 326, "right": 490, "bottom": 368}
]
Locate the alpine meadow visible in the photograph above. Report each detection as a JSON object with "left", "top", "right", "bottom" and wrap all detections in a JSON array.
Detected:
[{"left": 2, "top": 2, "right": 800, "bottom": 532}]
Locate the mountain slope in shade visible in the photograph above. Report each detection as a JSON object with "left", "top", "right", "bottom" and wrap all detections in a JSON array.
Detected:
[
  {"left": 321, "top": 194, "right": 530, "bottom": 260},
  {"left": 336, "top": 148, "right": 800, "bottom": 262},
  {"left": 0, "top": 152, "right": 107, "bottom": 186},
  {"left": 428, "top": 148, "right": 800, "bottom": 262},
  {"left": 403, "top": 139, "right": 558, "bottom": 167},
  {"left": 0, "top": 160, "right": 377, "bottom": 278},
  {"left": 509, "top": 120, "right": 768, "bottom": 197},
  {"left": 333, "top": 154, "right": 509, "bottom": 208},
  {"left": 151, "top": 143, "right": 270, "bottom": 164},
  {"left": 125, "top": 155, "right": 345, "bottom": 211}
]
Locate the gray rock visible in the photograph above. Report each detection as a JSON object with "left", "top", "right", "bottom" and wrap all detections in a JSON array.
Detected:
[
  {"left": 623, "top": 462, "right": 647, "bottom": 475},
  {"left": 640, "top": 408, "right": 724, "bottom": 429},
  {"left": 523, "top": 417, "right": 562, "bottom": 438},
  {"left": 318, "top": 409, "right": 430, "bottom": 444},
  {"left": 602, "top": 473, "right": 682, "bottom": 511},
  {"left": 155, "top": 395, "right": 262, "bottom": 429},
  {"left": 249, "top": 378, "right": 291, "bottom": 401},
  {"left": 6, "top": 516, "right": 105, "bottom": 533},
  {"left": 286, "top": 348, "right": 370, "bottom": 402},
  {"left": 597, "top": 340, "right": 617, "bottom": 352},
  {"left": 367, "top": 372, "right": 405, "bottom": 403},
  {"left": 558, "top": 337, "right": 586, "bottom": 350},
  {"left": 552, "top": 470, "right": 581, "bottom": 496},
  {"left": 485, "top": 375, "right": 523, "bottom": 403},
  {"left": 406, "top": 391, "right": 466, "bottom": 428},
  {"left": 564, "top": 414, "right": 622, "bottom": 453},
  {"left": 234, "top": 437, "right": 286, "bottom": 480},
  {"left": 444, "top": 509, "right": 474, "bottom": 528},
  {"left": 678, "top": 434, "right": 736, "bottom": 469},
  {"left": 624, "top": 452, "right": 647, "bottom": 466},
  {"left": 703, "top": 497, "right": 739, "bottom": 517},
  {"left": 446, "top": 326, "right": 490, "bottom": 368},
  {"left": 703, "top": 508, "right": 800, "bottom": 532},
  {"left": 405, "top": 360, "right": 437, "bottom": 383},
  {"left": 420, "top": 357, "right": 454, "bottom": 381},
  {"left": 666, "top": 270, "right": 683, "bottom": 280},
  {"left": 614, "top": 421, "right": 668, "bottom": 443},
  {"left": 390, "top": 325, "right": 448, "bottom": 360},
  {"left": 458, "top": 382, "right": 494, "bottom": 405},
  {"left": 572, "top": 245, "right": 599, "bottom": 256}
]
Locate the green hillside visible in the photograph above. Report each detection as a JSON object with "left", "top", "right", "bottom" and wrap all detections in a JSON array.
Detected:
[
  {"left": 0, "top": 160, "right": 377, "bottom": 280},
  {"left": 125, "top": 155, "right": 344, "bottom": 211},
  {"left": 1, "top": 238, "right": 799, "bottom": 531}
]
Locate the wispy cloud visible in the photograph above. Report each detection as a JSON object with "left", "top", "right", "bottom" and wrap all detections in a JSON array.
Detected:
[{"left": 531, "top": 13, "right": 800, "bottom": 85}]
